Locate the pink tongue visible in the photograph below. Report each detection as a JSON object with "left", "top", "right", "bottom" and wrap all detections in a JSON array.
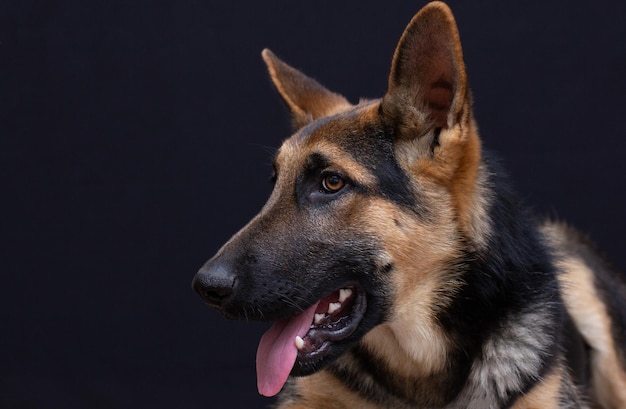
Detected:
[{"left": 256, "top": 302, "right": 319, "bottom": 397}]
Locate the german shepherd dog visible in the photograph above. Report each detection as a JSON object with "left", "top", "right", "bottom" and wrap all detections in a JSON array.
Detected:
[{"left": 192, "top": 2, "right": 626, "bottom": 407}]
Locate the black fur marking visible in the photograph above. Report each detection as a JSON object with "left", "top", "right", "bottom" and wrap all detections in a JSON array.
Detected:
[
  {"left": 328, "top": 348, "right": 412, "bottom": 408},
  {"left": 328, "top": 344, "right": 468, "bottom": 408},
  {"left": 441, "top": 156, "right": 560, "bottom": 314},
  {"left": 439, "top": 154, "right": 565, "bottom": 405},
  {"left": 431, "top": 127, "right": 442, "bottom": 152},
  {"left": 338, "top": 126, "right": 423, "bottom": 214}
]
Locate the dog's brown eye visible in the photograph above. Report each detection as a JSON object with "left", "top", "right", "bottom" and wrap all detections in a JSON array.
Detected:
[{"left": 322, "top": 174, "right": 345, "bottom": 193}]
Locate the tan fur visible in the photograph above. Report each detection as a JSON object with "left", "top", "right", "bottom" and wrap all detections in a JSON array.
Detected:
[
  {"left": 354, "top": 194, "right": 462, "bottom": 375},
  {"left": 510, "top": 365, "right": 567, "bottom": 409},
  {"left": 413, "top": 117, "right": 482, "bottom": 242},
  {"left": 284, "top": 372, "right": 379, "bottom": 409}
]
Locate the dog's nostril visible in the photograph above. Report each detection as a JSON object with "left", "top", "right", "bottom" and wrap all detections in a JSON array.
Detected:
[
  {"left": 201, "top": 286, "right": 232, "bottom": 306},
  {"left": 192, "top": 261, "right": 237, "bottom": 308}
]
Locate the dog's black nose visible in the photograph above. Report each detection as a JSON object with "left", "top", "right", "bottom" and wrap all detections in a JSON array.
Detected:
[{"left": 192, "top": 259, "right": 236, "bottom": 308}]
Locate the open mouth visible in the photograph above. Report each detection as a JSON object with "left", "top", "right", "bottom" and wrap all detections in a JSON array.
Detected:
[
  {"left": 256, "top": 286, "right": 366, "bottom": 397},
  {"left": 295, "top": 287, "right": 365, "bottom": 360}
]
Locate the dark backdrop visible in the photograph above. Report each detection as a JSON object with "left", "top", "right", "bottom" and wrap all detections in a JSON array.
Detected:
[{"left": 2, "top": 1, "right": 625, "bottom": 408}]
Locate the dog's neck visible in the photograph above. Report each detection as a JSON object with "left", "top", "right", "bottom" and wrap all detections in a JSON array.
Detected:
[{"left": 327, "top": 301, "right": 563, "bottom": 408}]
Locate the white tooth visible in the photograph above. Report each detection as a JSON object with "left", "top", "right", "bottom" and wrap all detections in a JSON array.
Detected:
[
  {"left": 295, "top": 336, "right": 304, "bottom": 350},
  {"left": 328, "top": 302, "right": 341, "bottom": 314},
  {"left": 314, "top": 313, "right": 325, "bottom": 325},
  {"left": 339, "top": 288, "right": 352, "bottom": 303}
]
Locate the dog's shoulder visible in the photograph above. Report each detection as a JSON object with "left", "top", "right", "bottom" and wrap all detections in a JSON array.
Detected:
[{"left": 541, "top": 220, "right": 626, "bottom": 407}]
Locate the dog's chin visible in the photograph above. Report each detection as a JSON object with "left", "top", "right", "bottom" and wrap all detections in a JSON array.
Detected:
[{"left": 290, "top": 286, "right": 369, "bottom": 376}]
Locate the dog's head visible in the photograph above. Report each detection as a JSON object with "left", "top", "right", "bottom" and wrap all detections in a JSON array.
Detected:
[{"left": 193, "top": 1, "right": 484, "bottom": 397}]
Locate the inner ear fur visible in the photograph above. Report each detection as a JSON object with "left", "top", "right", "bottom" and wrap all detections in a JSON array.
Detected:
[
  {"left": 381, "top": 1, "right": 469, "bottom": 136},
  {"left": 262, "top": 49, "right": 352, "bottom": 131}
]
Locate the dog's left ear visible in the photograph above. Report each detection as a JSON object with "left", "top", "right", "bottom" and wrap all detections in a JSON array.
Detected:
[
  {"left": 382, "top": 2, "right": 482, "bottom": 237},
  {"left": 381, "top": 1, "right": 469, "bottom": 136},
  {"left": 262, "top": 49, "right": 352, "bottom": 131}
]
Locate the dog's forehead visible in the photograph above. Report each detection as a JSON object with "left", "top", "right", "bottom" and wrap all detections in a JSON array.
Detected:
[{"left": 275, "top": 101, "right": 384, "bottom": 170}]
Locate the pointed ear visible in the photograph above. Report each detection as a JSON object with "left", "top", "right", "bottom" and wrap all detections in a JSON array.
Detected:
[
  {"left": 381, "top": 2, "right": 469, "bottom": 137},
  {"left": 262, "top": 49, "right": 352, "bottom": 131}
]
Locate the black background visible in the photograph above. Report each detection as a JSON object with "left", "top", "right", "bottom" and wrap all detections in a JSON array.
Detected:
[{"left": 2, "top": 1, "right": 625, "bottom": 408}]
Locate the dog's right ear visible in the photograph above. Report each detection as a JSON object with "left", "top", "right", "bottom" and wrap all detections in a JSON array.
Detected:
[{"left": 262, "top": 49, "right": 352, "bottom": 131}]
